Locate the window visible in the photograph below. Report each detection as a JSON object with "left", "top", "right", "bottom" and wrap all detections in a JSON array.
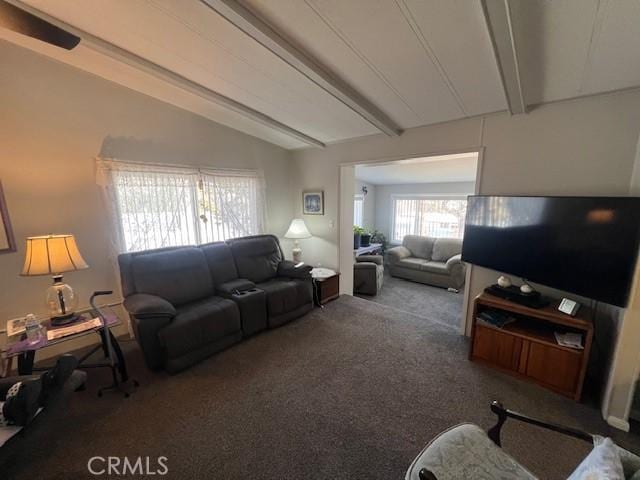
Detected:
[
  {"left": 97, "top": 160, "right": 265, "bottom": 252},
  {"left": 392, "top": 197, "right": 467, "bottom": 243},
  {"left": 354, "top": 194, "right": 364, "bottom": 227}
]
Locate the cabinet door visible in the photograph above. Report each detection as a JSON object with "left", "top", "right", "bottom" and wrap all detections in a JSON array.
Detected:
[
  {"left": 472, "top": 325, "right": 522, "bottom": 371},
  {"left": 526, "top": 342, "right": 582, "bottom": 394}
]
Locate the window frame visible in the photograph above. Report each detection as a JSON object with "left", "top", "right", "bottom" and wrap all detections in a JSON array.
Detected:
[
  {"left": 353, "top": 193, "right": 364, "bottom": 228},
  {"left": 390, "top": 194, "right": 469, "bottom": 245}
]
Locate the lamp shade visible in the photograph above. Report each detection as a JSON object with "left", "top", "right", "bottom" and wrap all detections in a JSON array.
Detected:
[
  {"left": 284, "top": 219, "right": 311, "bottom": 239},
  {"left": 21, "top": 234, "right": 89, "bottom": 276}
]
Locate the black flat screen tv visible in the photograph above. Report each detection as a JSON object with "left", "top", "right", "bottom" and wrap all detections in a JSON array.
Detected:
[{"left": 462, "top": 196, "right": 640, "bottom": 307}]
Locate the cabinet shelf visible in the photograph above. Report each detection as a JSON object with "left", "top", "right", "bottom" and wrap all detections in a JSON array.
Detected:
[{"left": 470, "top": 293, "right": 593, "bottom": 401}]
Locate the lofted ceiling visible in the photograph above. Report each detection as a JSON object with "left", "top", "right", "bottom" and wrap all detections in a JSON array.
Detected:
[
  {"left": 355, "top": 153, "right": 478, "bottom": 185},
  {"left": 2, "top": 0, "right": 640, "bottom": 150}
]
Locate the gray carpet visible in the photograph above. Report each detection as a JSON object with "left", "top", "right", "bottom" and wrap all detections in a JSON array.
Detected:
[
  {"left": 2, "top": 295, "right": 639, "bottom": 479},
  {"left": 356, "top": 272, "right": 464, "bottom": 330}
]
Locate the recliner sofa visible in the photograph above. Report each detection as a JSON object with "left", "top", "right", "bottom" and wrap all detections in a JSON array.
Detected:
[
  {"left": 118, "top": 235, "right": 313, "bottom": 373},
  {"left": 386, "top": 235, "right": 466, "bottom": 290}
]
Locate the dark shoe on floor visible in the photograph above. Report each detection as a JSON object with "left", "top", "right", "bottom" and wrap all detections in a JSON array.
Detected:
[
  {"left": 39, "top": 354, "right": 78, "bottom": 405},
  {"left": 3, "top": 379, "right": 42, "bottom": 426}
]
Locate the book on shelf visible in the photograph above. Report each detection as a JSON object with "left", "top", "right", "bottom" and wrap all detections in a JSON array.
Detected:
[
  {"left": 477, "top": 310, "right": 515, "bottom": 329},
  {"left": 554, "top": 332, "right": 584, "bottom": 349}
]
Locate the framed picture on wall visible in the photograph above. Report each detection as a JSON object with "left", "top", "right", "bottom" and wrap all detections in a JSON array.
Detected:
[
  {"left": 0, "top": 181, "right": 16, "bottom": 254},
  {"left": 303, "top": 191, "right": 324, "bottom": 215}
]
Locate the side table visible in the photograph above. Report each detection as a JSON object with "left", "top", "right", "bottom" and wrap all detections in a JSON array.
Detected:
[{"left": 311, "top": 270, "right": 340, "bottom": 306}]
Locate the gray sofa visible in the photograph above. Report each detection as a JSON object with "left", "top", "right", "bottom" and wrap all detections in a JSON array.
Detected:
[
  {"left": 386, "top": 235, "right": 466, "bottom": 290},
  {"left": 118, "top": 235, "right": 313, "bottom": 373},
  {"left": 353, "top": 255, "right": 384, "bottom": 295}
]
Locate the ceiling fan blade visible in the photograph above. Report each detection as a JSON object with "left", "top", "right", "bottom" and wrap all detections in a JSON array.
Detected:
[{"left": 0, "top": 1, "right": 80, "bottom": 50}]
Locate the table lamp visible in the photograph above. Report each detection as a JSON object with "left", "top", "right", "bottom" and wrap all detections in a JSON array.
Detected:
[
  {"left": 284, "top": 219, "right": 311, "bottom": 263},
  {"left": 21, "top": 234, "right": 89, "bottom": 325}
]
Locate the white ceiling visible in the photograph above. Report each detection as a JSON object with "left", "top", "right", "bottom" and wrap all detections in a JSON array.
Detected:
[
  {"left": 3, "top": 0, "right": 640, "bottom": 150},
  {"left": 355, "top": 153, "right": 478, "bottom": 185}
]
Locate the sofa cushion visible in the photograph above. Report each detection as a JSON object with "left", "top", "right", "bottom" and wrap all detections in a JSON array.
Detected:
[
  {"left": 405, "top": 423, "right": 536, "bottom": 480},
  {"left": 432, "top": 238, "right": 463, "bottom": 262},
  {"left": 397, "top": 258, "right": 429, "bottom": 271},
  {"left": 257, "top": 278, "right": 312, "bottom": 317},
  {"left": 158, "top": 296, "right": 240, "bottom": 359},
  {"left": 422, "top": 261, "right": 449, "bottom": 275},
  {"left": 200, "top": 241, "right": 239, "bottom": 286},
  {"left": 228, "top": 235, "right": 283, "bottom": 283},
  {"left": 403, "top": 235, "right": 435, "bottom": 260},
  {"left": 131, "top": 247, "right": 214, "bottom": 306}
]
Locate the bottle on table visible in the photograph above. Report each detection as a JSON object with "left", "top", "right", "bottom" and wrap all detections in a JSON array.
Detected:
[{"left": 25, "top": 313, "right": 41, "bottom": 344}]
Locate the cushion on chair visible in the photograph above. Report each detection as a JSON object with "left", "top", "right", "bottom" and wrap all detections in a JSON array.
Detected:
[
  {"left": 422, "top": 261, "right": 449, "bottom": 275},
  {"left": 158, "top": 297, "right": 240, "bottom": 358},
  {"left": 257, "top": 278, "right": 311, "bottom": 317},
  {"left": 405, "top": 423, "right": 537, "bottom": 480},
  {"left": 228, "top": 235, "right": 283, "bottom": 283},
  {"left": 397, "top": 258, "right": 429, "bottom": 271},
  {"left": 568, "top": 437, "right": 623, "bottom": 480},
  {"left": 431, "top": 238, "right": 463, "bottom": 262},
  {"left": 403, "top": 235, "right": 435, "bottom": 259},
  {"left": 131, "top": 248, "right": 214, "bottom": 306}
]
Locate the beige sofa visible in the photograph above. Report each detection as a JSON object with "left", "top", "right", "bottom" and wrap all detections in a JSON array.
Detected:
[{"left": 386, "top": 235, "right": 466, "bottom": 290}]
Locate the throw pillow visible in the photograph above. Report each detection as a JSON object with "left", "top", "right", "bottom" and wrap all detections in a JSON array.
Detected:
[{"left": 567, "top": 437, "right": 624, "bottom": 480}]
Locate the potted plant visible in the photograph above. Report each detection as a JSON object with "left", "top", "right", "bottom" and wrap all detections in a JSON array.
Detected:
[
  {"left": 353, "top": 225, "right": 365, "bottom": 249},
  {"left": 360, "top": 229, "right": 372, "bottom": 247},
  {"left": 371, "top": 230, "right": 388, "bottom": 253}
]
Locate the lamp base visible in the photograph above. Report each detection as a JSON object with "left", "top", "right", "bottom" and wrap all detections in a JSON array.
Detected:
[
  {"left": 50, "top": 313, "right": 81, "bottom": 326},
  {"left": 292, "top": 247, "right": 302, "bottom": 263}
]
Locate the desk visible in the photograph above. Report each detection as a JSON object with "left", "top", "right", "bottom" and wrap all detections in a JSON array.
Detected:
[{"left": 354, "top": 243, "right": 382, "bottom": 256}]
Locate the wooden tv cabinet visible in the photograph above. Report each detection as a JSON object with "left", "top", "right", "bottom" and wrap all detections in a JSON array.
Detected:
[{"left": 469, "top": 292, "right": 593, "bottom": 401}]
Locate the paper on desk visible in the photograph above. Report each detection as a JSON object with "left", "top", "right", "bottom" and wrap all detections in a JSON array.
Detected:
[{"left": 47, "top": 318, "right": 103, "bottom": 341}]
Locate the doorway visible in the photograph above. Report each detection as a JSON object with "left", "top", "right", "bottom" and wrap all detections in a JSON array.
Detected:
[{"left": 339, "top": 150, "right": 482, "bottom": 333}]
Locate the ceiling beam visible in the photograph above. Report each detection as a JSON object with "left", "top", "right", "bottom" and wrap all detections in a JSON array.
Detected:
[
  {"left": 200, "top": 0, "right": 403, "bottom": 137},
  {"left": 5, "top": 0, "right": 326, "bottom": 148},
  {"left": 481, "top": 0, "right": 526, "bottom": 114}
]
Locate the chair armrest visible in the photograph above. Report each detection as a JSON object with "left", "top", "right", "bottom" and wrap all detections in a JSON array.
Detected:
[
  {"left": 386, "top": 246, "right": 411, "bottom": 263},
  {"left": 217, "top": 279, "right": 256, "bottom": 295},
  {"left": 123, "top": 293, "right": 176, "bottom": 319},
  {"left": 278, "top": 260, "right": 312, "bottom": 279},
  {"left": 356, "top": 255, "right": 383, "bottom": 265},
  {"left": 445, "top": 254, "right": 463, "bottom": 271},
  {"left": 354, "top": 262, "right": 377, "bottom": 270},
  {"left": 488, "top": 401, "right": 594, "bottom": 447}
]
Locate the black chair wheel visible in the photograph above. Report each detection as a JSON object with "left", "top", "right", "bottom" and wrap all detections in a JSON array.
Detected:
[
  {"left": 133, "top": 380, "right": 140, "bottom": 387},
  {"left": 124, "top": 392, "right": 130, "bottom": 398},
  {"left": 98, "top": 391, "right": 103, "bottom": 398}
]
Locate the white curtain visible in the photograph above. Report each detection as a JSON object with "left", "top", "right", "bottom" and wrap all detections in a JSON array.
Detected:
[{"left": 96, "top": 159, "right": 266, "bottom": 253}]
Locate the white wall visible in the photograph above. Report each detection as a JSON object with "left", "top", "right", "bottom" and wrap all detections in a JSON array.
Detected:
[
  {"left": 0, "top": 42, "right": 294, "bottom": 354},
  {"left": 354, "top": 179, "right": 376, "bottom": 230},
  {"left": 292, "top": 89, "right": 640, "bottom": 421},
  {"left": 373, "top": 181, "right": 476, "bottom": 242}
]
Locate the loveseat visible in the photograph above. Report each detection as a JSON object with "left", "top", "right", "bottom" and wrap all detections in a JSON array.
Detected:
[
  {"left": 118, "top": 235, "right": 313, "bottom": 373},
  {"left": 386, "top": 235, "right": 466, "bottom": 290}
]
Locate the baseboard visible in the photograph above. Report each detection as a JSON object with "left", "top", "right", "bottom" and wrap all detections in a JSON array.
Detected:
[{"left": 606, "top": 415, "right": 630, "bottom": 432}]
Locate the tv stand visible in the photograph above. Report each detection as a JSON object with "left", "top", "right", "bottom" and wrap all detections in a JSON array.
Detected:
[
  {"left": 469, "top": 292, "right": 593, "bottom": 400},
  {"left": 484, "top": 284, "right": 550, "bottom": 308}
]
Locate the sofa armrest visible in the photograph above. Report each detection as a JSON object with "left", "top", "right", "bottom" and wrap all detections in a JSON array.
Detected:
[
  {"left": 124, "top": 294, "right": 176, "bottom": 370},
  {"left": 278, "top": 260, "right": 312, "bottom": 279},
  {"left": 123, "top": 293, "right": 176, "bottom": 319},
  {"left": 217, "top": 278, "right": 256, "bottom": 295},
  {"left": 356, "top": 255, "right": 383, "bottom": 265},
  {"left": 445, "top": 254, "right": 463, "bottom": 271},
  {"left": 386, "top": 246, "right": 411, "bottom": 263}
]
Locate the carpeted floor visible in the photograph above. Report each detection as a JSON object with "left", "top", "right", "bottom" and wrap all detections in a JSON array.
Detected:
[
  {"left": 2, "top": 295, "right": 639, "bottom": 479},
  {"left": 355, "top": 272, "right": 464, "bottom": 330}
]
